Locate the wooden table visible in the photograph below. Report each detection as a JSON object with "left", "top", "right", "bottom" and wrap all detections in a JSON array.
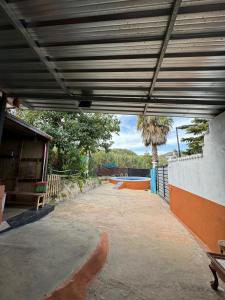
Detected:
[{"left": 207, "top": 252, "right": 225, "bottom": 290}]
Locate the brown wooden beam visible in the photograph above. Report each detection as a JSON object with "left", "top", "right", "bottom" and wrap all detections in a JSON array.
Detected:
[{"left": 0, "top": 92, "right": 7, "bottom": 144}]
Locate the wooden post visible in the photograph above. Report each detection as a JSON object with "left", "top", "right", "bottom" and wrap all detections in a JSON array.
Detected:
[
  {"left": 0, "top": 93, "right": 7, "bottom": 223},
  {"left": 0, "top": 92, "right": 7, "bottom": 144},
  {"left": 42, "top": 141, "right": 49, "bottom": 181},
  {"left": 0, "top": 185, "right": 5, "bottom": 224}
]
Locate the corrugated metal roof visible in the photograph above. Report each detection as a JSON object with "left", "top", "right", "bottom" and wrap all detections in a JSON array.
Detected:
[{"left": 0, "top": 0, "right": 225, "bottom": 117}]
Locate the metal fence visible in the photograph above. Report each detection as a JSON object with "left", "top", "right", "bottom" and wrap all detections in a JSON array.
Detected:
[
  {"left": 127, "top": 168, "right": 149, "bottom": 177},
  {"left": 157, "top": 166, "right": 169, "bottom": 203},
  {"left": 97, "top": 167, "right": 150, "bottom": 177}
]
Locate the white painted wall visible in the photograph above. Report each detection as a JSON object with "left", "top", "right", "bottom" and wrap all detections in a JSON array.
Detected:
[{"left": 168, "top": 111, "right": 225, "bottom": 206}]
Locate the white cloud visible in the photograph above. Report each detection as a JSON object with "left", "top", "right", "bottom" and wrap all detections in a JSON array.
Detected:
[
  {"left": 111, "top": 131, "right": 144, "bottom": 151},
  {"left": 111, "top": 115, "right": 193, "bottom": 155}
]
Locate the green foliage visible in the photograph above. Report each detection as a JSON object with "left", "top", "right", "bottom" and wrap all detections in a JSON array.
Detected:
[
  {"left": 16, "top": 110, "right": 120, "bottom": 175},
  {"left": 92, "top": 148, "right": 152, "bottom": 169},
  {"left": 108, "top": 148, "right": 136, "bottom": 155},
  {"left": 67, "top": 174, "right": 86, "bottom": 192},
  {"left": 73, "top": 113, "right": 120, "bottom": 153},
  {"left": 181, "top": 119, "right": 209, "bottom": 155},
  {"left": 137, "top": 116, "right": 173, "bottom": 163},
  {"left": 137, "top": 116, "right": 173, "bottom": 146}
]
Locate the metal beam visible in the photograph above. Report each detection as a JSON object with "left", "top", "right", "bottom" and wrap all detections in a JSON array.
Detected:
[
  {"left": 144, "top": 0, "right": 182, "bottom": 114},
  {"left": 0, "top": 0, "right": 71, "bottom": 96},
  {"left": 32, "top": 105, "right": 216, "bottom": 115},
  {"left": 32, "top": 106, "right": 215, "bottom": 118},
  {"left": 15, "top": 93, "right": 225, "bottom": 105},
  {"left": 8, "top": 77, "right": 225, "bottom": 84},
  {"left": 24, "top": 99, "right": 225, "bottom": 107},
  {"left": 7, "top": 84, "right": 225, "bottom": 92}
]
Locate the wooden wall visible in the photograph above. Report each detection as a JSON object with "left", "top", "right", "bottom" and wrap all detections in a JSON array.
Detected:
[{"left": 0, "top": 131, "right": 45, "bottom": 193}]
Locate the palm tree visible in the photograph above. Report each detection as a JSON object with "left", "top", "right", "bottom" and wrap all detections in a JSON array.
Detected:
[{"left": 137, "top": 116, "right": 173, "bottom": 167}]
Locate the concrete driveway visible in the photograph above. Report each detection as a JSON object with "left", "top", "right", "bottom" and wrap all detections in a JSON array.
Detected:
[
  {"left": 51, "top": 183, "right": 224, "bottom": 300},
  {"left": 2, "top": 183, "right": 223, "bottom": 300}
]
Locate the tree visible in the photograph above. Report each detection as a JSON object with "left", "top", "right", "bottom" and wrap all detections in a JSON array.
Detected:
[
  {"left": 92, "top": 148, "right": 152, "bottom": 169},
  {"left": 15, "top": 110, "right": 120, "bottom": 173},
  {"left": 181, "top": 119, "right": 208, "bottom": 155},
  {"left": 137, "top": 116, "right": 173, "bottom": 167},
  {"left": 74, "top": 113, "right": 120, "bottom": 154}
]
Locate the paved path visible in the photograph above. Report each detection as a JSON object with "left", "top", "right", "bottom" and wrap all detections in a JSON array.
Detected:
[{"left": 52, "top": 183, "right": 225, "bottom": 300}]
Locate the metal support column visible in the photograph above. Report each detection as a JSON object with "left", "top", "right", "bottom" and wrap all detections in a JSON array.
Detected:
[{"left": 151, "top": 167, "right": 157, "bottom": 194}]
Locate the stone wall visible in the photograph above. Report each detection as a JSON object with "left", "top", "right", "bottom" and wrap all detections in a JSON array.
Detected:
[{"left": 54, "top": 178, "right": 101, "bottom": 203}]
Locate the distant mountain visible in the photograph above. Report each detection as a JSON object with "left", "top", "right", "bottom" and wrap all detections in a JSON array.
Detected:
[{"left": 110, "top": 148, "right": 137, "bottom": 155}]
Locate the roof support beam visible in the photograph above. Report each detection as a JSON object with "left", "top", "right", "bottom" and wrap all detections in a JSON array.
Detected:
[
  {"left": 0, "top": 0, "right": 71, "bottom": 96},
  {"left": 144, "top": 0, "right": 182, "bottom": 114},
  {"left": 19, "top": 94, "right": 225, "bottom": 106}
]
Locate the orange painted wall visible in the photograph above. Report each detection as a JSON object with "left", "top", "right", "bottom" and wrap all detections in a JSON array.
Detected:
[
  {"left": 169, "top": 184, "right": 225, "bottom": 253},
  {"left": 109, "top": 179, "right": 150, "bottom": 190}
]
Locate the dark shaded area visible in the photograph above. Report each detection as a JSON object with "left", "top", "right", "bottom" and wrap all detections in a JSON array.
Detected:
[
  {"left": 128, "top": 168, "right": 150, "bottom": 177},
  {"left": 2, "top": 204, "right": 54, "bottom": 233},
  {"left": 97, "top": 167, "right": 149, "bottom": 177}
]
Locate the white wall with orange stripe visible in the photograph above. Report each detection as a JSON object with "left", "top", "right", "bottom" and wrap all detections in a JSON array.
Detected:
[{"left": 168, "top": 111, "right": 225, "bottom": 252}]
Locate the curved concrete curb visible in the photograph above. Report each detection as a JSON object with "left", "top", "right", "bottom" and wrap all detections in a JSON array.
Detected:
[{"left": 43, "top": 232, "right": 109, "bottom": 300}]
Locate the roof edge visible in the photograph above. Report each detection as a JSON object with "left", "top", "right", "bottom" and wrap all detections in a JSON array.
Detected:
[{"left": 6, "top": 113, "right": 53, "bottom": 141}]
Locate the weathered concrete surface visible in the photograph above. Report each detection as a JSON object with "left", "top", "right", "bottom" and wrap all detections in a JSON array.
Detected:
[
  {"left": 53, "top": 178, "right": 101, "bottom": 204},
  {"left": 0, "top": 216, "right": 99, "bottom": 300},
  {"left": 52, "top": 183, "right": 225, "bottom": 300}
]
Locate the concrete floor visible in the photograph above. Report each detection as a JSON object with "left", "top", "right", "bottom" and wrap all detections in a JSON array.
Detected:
[
  {"left": 51, "top": 183, "right": 225, "bottom": 300},
  {"left": 0, "top": 211, "right": 99, "bottom": 300},
  {"left": 1, "top": 183, "right": 225, "bottom": 299}
]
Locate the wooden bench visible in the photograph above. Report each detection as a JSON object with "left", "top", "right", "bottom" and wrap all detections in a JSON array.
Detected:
[
  {"left": 207, "top": 252, "right": 225, "bottom": 290},
  {"left": 6, "top": 191, "right": 45, "bottom": 210}
]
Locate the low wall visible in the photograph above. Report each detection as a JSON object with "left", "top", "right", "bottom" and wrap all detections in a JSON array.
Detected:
[
  {"left": 169, "top": 185, "right": 225, "bottom": 252},
  {"left": 168, "top": 111, "right": 225, "bottom": 252},
  {"left": 109, "top": 178, "right": 150, "bottom": 190},
  {"left": 55, "top": 178, "right": 101, "bottom": 203}
]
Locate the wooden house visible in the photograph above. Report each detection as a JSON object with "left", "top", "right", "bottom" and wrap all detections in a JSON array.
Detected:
[{"left": 0, "top": 114, "right": 52, "bottom": 213}]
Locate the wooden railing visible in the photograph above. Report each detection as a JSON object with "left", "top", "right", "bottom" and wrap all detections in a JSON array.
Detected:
[{"left": 45, "top": 174, "right": 62, "bottom": 201}]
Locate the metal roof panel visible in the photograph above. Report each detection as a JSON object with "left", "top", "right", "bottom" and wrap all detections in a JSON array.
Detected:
[{"left": 0, "top": 0, "right": 225, "bottom": 117}]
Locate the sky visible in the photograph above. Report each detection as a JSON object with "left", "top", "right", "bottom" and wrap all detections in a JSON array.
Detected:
[{"left": 111, "top": 115, "right": 193, "bottom": 155}]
